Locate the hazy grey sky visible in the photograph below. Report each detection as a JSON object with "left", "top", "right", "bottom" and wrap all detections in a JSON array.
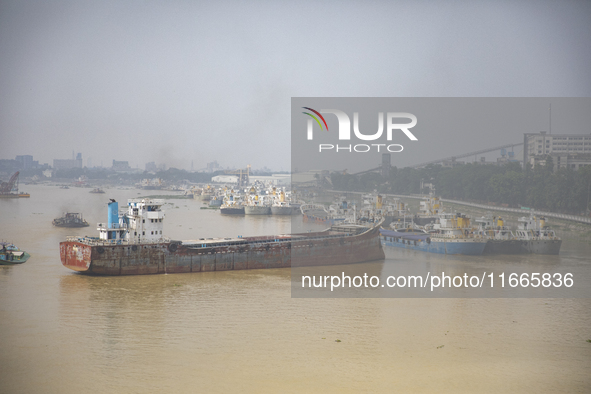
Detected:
[{"left": 1, "top": 0, "right": 590, "bottom": 171}]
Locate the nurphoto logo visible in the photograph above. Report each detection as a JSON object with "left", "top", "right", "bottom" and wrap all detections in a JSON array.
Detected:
[{"left": 302, "top": 107, "right": 418, "bottom": 153}]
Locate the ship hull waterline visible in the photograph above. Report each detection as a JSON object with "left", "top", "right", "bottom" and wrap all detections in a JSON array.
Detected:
[{"left": 60, "top": 226, "right": 384, "bottom": 276}]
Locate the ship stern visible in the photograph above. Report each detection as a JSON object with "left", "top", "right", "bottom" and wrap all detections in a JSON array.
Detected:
[{"left": 60, "top": 241, "right": 92, "bottom": 272}]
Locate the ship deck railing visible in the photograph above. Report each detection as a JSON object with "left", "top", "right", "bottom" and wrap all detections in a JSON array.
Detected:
[{"left": 65, "top": 236, "right": 171, "bottom": 246}]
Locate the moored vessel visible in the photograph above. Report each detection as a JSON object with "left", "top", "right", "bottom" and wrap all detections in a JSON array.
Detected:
[
  {"left": 413, "top": 195, "right": 444, "bottom": 226},
  {"left": 381, "top": 212, "right": 487, "bottom": 255},
  {"left": 271, "top": 190, "right": 296, "bottom": 215},
  {"left": 514, "top": 215, "right": 562, "bottom": 255},
  {"left": 219, "top": 192, "right": 245, "bottom": 214},
  {"left": 244, "top": 194, "right": 271, "bottom": 215},
  {"left": 475, "top": 214, "right": 525, "bottom": 254}
]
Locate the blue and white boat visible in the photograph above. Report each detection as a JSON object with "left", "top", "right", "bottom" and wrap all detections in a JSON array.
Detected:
[
  {"left": 0, "top": 242, "right": 31, "bottom": 265},
  {"left": 380, "top": 212, "right": 487, "bottom": 255}
]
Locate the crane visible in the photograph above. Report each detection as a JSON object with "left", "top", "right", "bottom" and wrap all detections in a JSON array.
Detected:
[{"left": 0, "top": 171, "right": 19, "bottom": 194}]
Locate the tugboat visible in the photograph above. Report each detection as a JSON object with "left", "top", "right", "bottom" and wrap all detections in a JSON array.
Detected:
[
  {"left": 90, "top": 188, "right": 105, "bottom": 194},
  {"left": 52, "top": 212, "right": 90, "bottom": 227},
  {"left": 0, "top": 242, "right": 30, "bottom": 265}
]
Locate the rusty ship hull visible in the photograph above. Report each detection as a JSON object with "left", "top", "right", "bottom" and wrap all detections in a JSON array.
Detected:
[{"left": 60, "top": 225, "right": 384, "bottom": 276}]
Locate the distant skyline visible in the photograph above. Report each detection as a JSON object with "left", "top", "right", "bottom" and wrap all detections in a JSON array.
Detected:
[{"left": 1, "top": 1, "right": 590, "bottom": 171}]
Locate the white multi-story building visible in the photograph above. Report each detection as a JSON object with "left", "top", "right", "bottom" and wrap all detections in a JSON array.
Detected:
[{"left": 523, "top": 132, "right": 591, "bottom": 170}]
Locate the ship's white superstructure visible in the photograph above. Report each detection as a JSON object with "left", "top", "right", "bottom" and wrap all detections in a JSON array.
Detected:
[{"left": 97, "top": 199, "right": 165, "bottom": 243}]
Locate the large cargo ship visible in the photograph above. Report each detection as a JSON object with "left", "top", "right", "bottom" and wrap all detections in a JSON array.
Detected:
[{"left": 60, "top": 199, "right": 384, "bottom": 275}]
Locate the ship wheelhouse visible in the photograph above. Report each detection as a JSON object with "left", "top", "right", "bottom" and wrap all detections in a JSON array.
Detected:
[{"left": 98, "top": 198, "right": 165, "bottom": 243}]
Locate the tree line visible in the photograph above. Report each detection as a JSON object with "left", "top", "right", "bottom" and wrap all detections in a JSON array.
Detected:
[{"left": 329, "top": 160, "right": 591, "bottom": 215}]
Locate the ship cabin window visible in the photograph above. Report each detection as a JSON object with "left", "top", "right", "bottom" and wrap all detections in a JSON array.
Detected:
[
  {"left": 151, "top": 231, "right": 154, "bottom": 235},
  {"left": 134, "top": 232, "right": 137, "bottom": 236},
  {"left": 142, "top": 231, "right": 145, "bottom": 235},
  {"left": 143, "top": 219, "right": 145, "bottom": 223},
  {"left": 160, "top": 231, "right": 162, "bottom": 234}
]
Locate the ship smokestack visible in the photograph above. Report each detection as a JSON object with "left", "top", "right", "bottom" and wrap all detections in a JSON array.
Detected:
[{"left": 108, "top": 201, "right": 119, "bottom": 229}]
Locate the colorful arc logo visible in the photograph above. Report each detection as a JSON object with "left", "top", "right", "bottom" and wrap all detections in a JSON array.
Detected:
[{"left": 302, "top": 107, "right": 329, "bottom": 131}]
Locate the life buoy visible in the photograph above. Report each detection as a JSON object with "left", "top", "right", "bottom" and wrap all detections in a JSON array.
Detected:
[
  {"left": 131, "top": 245, "right": 138, "bottom": 252},
  {"left": 97, "top": 246, "right": 105, "bottom": 254},
  {"left": 168, "top": 243, "right": 178, "bottom": 252}
]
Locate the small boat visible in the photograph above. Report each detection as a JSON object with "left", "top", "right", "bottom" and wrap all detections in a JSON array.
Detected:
[
  {"left": 0, "top": 242, "right": 31, "bottom": 265},
  {"left": 90, "top": 188, "right": 105, "bottom": 194},
  {"left": 53, "top": 212, "right": 90, "bottom": 228}
]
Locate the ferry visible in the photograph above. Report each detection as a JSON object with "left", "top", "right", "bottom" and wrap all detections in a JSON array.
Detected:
[{"left": 60, "top": 199, "right": 385, "bottom": 275}]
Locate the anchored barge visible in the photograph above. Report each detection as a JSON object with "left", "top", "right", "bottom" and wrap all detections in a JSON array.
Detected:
[{"left": 60, "top": 199, "right": 384, "bottom": 275}]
